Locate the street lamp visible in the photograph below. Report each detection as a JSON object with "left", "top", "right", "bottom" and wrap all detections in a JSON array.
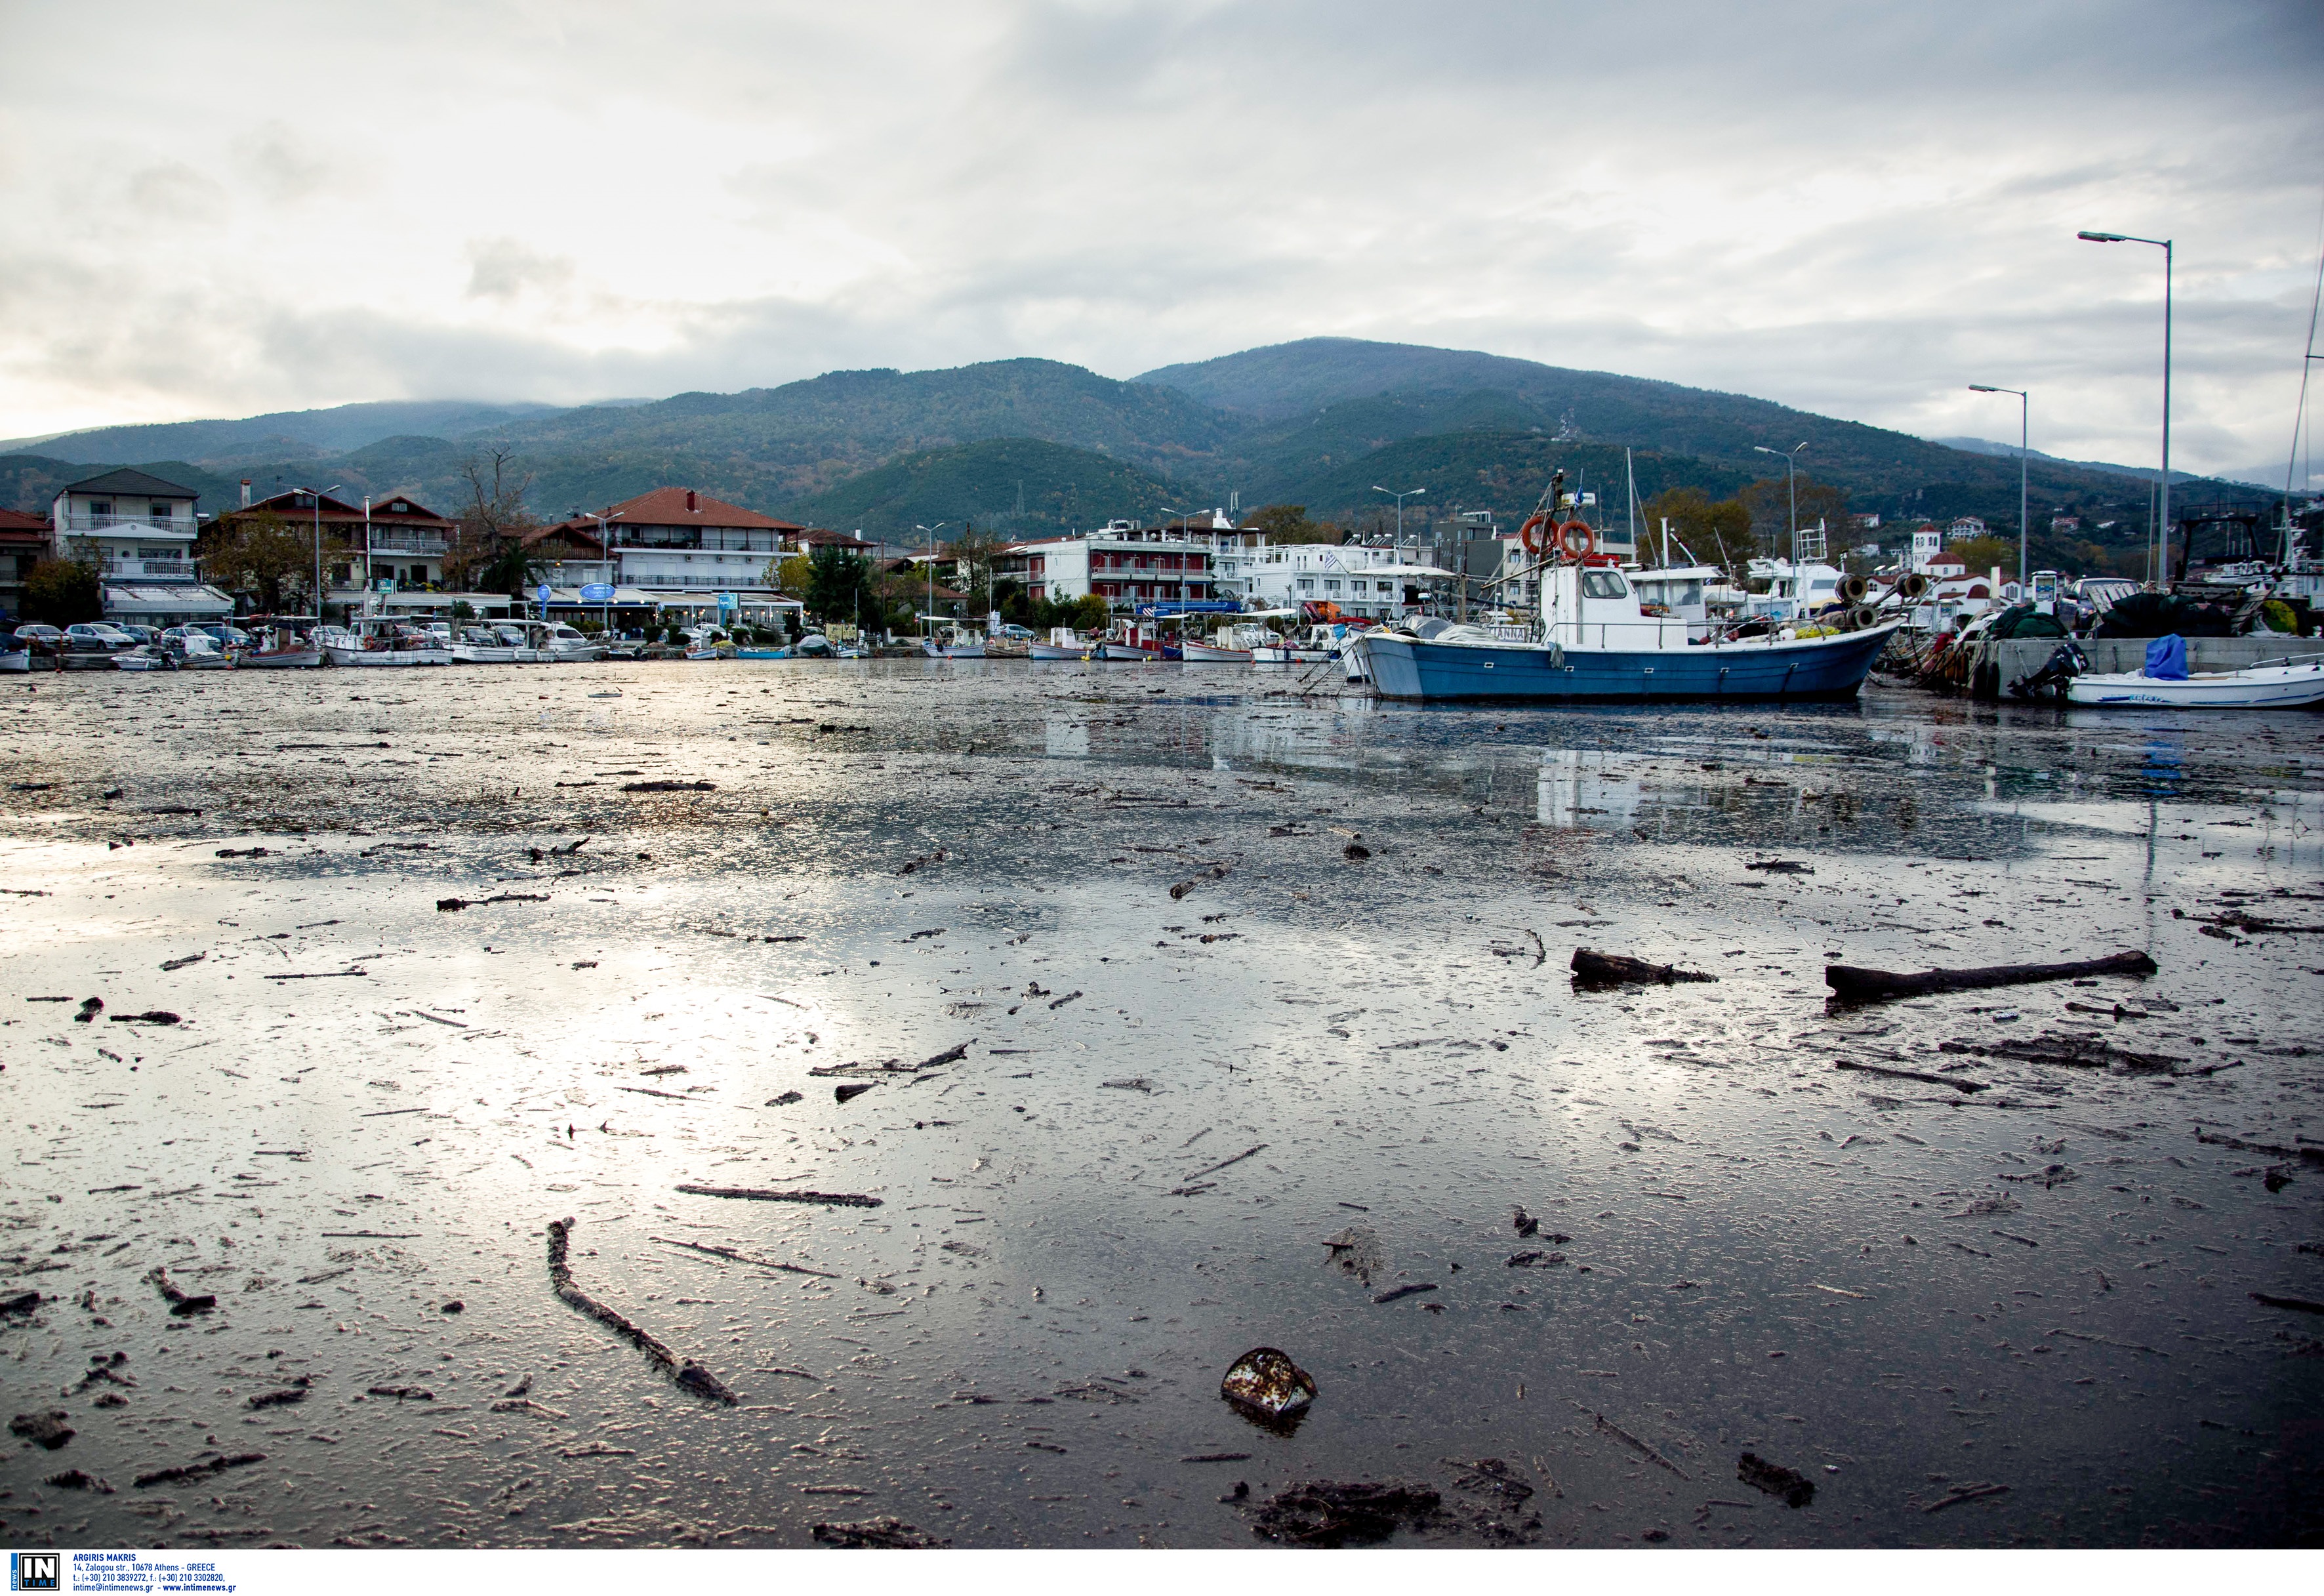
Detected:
[
  {"left": 1372, "top": 485, "right": 1425, "bottom": 555},
  {"left": 1969, "top": 386, "right": 2030, "bottom": 590},
  {"left": 914, "top": 523, "right": 947, "bottom": 634},
  {"left": 1751, "top": 444, "right": 1808, "bottom": 570},
  {"left": 2078, "top": 229, "right": 2173, "bottom": 585},
  {"left": 571, "top": 509, "right": 624, "bottom": 636},
  {"left": 287, "top": 484, "right": 340, "bottom": 632}
]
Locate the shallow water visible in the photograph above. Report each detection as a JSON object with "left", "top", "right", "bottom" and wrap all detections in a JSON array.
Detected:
[{"left": 3, "top": 660, "right": 2321, "bottom": 1548}]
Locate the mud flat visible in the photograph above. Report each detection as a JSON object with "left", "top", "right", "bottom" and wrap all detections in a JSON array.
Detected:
[{"left": 1, "top": 663, "right": 2319, "bottom": 1547}]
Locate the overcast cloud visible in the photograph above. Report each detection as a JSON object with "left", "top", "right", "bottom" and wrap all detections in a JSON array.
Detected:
[{"left": 2, "top": 0, "right": 2319, "bottom": 480}]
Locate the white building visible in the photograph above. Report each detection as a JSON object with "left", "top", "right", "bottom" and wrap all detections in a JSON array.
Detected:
[
  {"left": 49, "top": 468, "right": 233, "bottom": 623},
  {"left": 1006, "top": 521, "right": 1221, "bottom": 611},
  {"left": 531, "top": 486, "right": 809, "bottom": 623},
  {"left": 1946, "top": 516, "right": 1988, "bottom": 542}
]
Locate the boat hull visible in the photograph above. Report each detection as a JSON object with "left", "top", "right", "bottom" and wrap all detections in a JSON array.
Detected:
[
  {"left": 1364, "top": 622, "right": 1900, "bottom": 703},
  {"left": 1182, "top": 642, "right": 1254, "bottom": 663},
  {"left": 450, "top": 645, "right": 518, "bottom": 664},
  {"left": 0, "top": 652, "right": 28, "bottom": 672},
  {"left": 1095, "top": 642, "right": 1162, "bottom": 661},
  {"left": 1029, "top": 642, "right": 1087, "bottom": 660},
  {"left": 237, "top": 650, "right": 323, "bottom": 669},
  {"left": 2067, "top": 659, "right": 2324, "bottom": 708},
  {"left": 323, "top": 645, "right": 446, "bottom": 666}
]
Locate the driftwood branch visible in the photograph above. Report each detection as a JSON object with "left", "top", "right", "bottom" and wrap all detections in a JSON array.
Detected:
[
  {"left": 546, "top": 1217, "right": 736, "bottom": 1404},
  {"left": 1571, "top": 949, "right": 1717, "bottom": 988},
  {"left": 1825, "top": 950, "right": 2155, "bottom": 1004}
]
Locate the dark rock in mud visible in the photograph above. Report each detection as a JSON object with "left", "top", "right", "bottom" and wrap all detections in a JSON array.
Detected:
[
  {"left": 1322, "top": 1224, "right": 1384, "bottom": 1286},
  {"left": 10, "top": 1410, "right": 73, "bottom": 1450},
  {"left": 1739, "top": 1451, "right": 1816, "bottom": 1507},
  {"left": 1572, "top": 949, "right": 1716, "bottom": 987}
]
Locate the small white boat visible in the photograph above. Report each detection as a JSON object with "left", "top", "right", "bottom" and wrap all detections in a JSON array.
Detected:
[
  {"left": 2068, "top": 655, "right": 2324, "bottom": 708},
  {"left": 921, "top": 623, "right": 987, "bottom": 659},
  {"left": 1183, "top": 638, "right": 1254, "bottom": 663},
  {"left": 113, "top": 647, "right": 167, "bottom": 672},
  {"left": 0, "top": 648, "right": 32, "bottom": 673},
  {"left": 323, "top": 619, "right": 449, "bottom": 666},
  {"left": 1029, "top": 626, "right": 1089, "bottom": 661}
]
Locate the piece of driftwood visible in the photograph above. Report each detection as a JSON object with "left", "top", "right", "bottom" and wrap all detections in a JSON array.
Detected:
[
  {"left": 1825, "top": 950, "right": 2155, "bottom": 1002},
  {"left": 1833, "top": 1061, "right": 1989, "bottom": 1092},
  {"left": 546, "top": 1217, "right": 736, "bottom": 1405},
  {"left": 1571, "top": 949, "right": 1717, "bottom": 987},
  {"left": 674, "top": 1184, "right": 882, "bottom": 1208}
]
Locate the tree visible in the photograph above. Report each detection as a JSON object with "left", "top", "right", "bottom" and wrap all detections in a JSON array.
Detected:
[
  {"left": 946, "top": 523, "right": 1007, "bottom": 607},
  {"left": 452, "top": 449, "right": 543, "bottom": 596},
  {"left": 20, "top": 557, "right": 101, "bottom": 626},
  {"left": 802, "top": 544, "right": 871, "bottom": 623},
  {"left": 1248, "top": 504, "right": 1341, "bottom": 545},
  {"left": 770, "top": 553, "right": 813, "bottom": 596},
  {"left": 1947, "top": 535, "right": 2016, "bottom": 578},
  {"left": 199, "top": 508, "right": 336, "bottom": 613},
  {"left": 1639, "top": 486, "right": 1755, "bottom": 579}
]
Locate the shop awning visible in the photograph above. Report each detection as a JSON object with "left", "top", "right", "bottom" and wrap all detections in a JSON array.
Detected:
[{"left": 102, "top": 583, "right": 233, "bottom": 617}]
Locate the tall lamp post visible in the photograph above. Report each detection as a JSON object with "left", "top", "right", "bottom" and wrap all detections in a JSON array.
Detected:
[
  {"left": 2078, "top": 229, "right": 2172, "bottom": 585},
  {"left": 914, "top": 523, "right": 947, "bottom": 635},
  {"left": 289, "top": 484, "right": 340, "bottom": 631},
  {"left": 1372, "top": 484, "right": 1425, "bottom": 559},
  {"left": 571, "top": 510, "right": 624, "bottom": 636},
  {"left": 1969, "top": 385, "right": 2030, "bottom": 590},
  {"left": 1752, "top": 443, "right": 1808, "bottom": 570}
]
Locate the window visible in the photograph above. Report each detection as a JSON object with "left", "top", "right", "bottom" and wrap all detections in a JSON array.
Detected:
[
  {"left": 150, "top": 502, "right": 173, "bottom": 520},
  {"left": 1323, "top": 580, "right": 1340, "bottom": 594},
  {"left": 1580, "top": 569, "right": 1630, "bottom": 600},
  {"left": 89, "top": 501, "right": 112, "bottom": 516},
  {"left": 393, "top": 502, "right": 410, "bottom": 513}
]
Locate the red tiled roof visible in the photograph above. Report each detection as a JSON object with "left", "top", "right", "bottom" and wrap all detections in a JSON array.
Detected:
[
  {"left": 0, "top": 508, "right": 49, "bottom": 533},
  {"left": 793, "top": 527, "right": 874, "bottom": 550},
  {"left": 523, "top": 520, "right": 606, "bottom": 554},
  {"left": 367, "top": 493, "right": 455, "bottom": 525},
  {"left": 603, "top": 487, "right": 802, "bottom": 532},
  {"left": 237, "top": 489, "right": 365, "bottom": 518}
]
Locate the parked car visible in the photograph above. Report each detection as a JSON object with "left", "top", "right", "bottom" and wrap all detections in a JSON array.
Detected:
[
  {"left": 8, "top": 624, "right": 62, "bottom": 645},
  {"left": 114, "top": 624, "right": 161, "bottom": 645},
  {"left": 66, "top": 622, "right": 136, "bottom": 651},
  {"left": 994, "top": 622, "right": 1036, "bottom": 641}
]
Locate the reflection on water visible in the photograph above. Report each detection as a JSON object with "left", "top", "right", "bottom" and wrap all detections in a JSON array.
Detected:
[{"left": 1, "top": 662, "right": 2320, "bottom": 1549}]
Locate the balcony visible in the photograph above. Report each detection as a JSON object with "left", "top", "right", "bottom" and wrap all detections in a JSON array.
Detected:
[
  {"left": 66, "top": 513, "right": 196, "bottom": 536},
  {"left": 100, "top": 558, "right": 196, "bottom": 580},
  {"left": 367, "top": 533, "right": 450, "bottom": 556}
]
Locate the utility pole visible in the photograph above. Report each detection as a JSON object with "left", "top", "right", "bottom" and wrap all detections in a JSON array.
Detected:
[{"left": 2079, "top": 230, "right": 2173, "bottom": 584}]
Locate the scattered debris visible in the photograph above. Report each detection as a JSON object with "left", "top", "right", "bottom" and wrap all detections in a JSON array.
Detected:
[
  {"left": 146, "top": 1267, "right": 215, "bottom": 1317},
  {"left": 43, "top": 1468, "right": 109, "bottom": 1491},
  {"left": 811, "top": 1517, "right": 944, "bottom": 1548},
  {"left": 1571, "top": 949, "right": 1717, "bottom": 987},
  {"left": 1247, "top": 1480, "right": 1442, "bottom": 1547},
  {"left": 1593, "top": 1413, "right": 1688, "bottom": 1479},
  {"left": 436, "top": 893, "right": 548, "bottom": 912},
  {"left": 1825, "top": 951, "right": 2156, "bottom": 1003},
  {"left": 134, "top": 1453, "right": 264, "bottom": 1489},
  {"left": 159, "top": 952, "right": 206, "bottom": 972},
  {"left": 1322, "top": 1225, "right": 1385, "bottom": 1286},
  {"left": 621, "top": 779, "right": 716, "bottom": 792},
  {"left": 1101, "top": 1078, "right": 1155, "bottom": 1093},
  {"left": 834, "top": 1082, "right": 875, "bottom": 1104},
  {"left": 2251, "top": 1292, "right": 2324, "bottom": 1315},
  {"left": 1923, "top": 1482, "right": 2009, "bottom": 1513},
  {"left": 1834, "top": 1061, "right": 1988, "bottom": 1092},
  {"left": 1373, "top": 1282, "right": 1438, "bottom": 1305},
  {"left": 246, "top": 1381, "right": 310, "bottom": 1409},
  {"left": 546, "top": 1216, "right": 737, "bottom": 1405},
  {"left": 649, "top": 1236, "right": 838, "bottom": 1278},
  {"left": 108, "top": 1010, "right": 180, "bottom": 1025},
  {"left": 1745, "top": 860, "right": 1814, "bottom": 874}
]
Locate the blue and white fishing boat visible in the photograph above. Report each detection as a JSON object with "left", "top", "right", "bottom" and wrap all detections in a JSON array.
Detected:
[{"left": 1361, "top": 489, "right": 1900, "bottom": 703}]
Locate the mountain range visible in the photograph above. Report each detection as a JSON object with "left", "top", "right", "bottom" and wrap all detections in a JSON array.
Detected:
[{"left": 3, "top": 339, "right": 2275, "bottom": 568}]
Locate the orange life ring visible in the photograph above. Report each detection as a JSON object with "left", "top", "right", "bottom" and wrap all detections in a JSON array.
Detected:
[
  {"left": 1556, "top": 520, "right": 1597, "bottom": 561},
  {"left": 1518, "top": 512, "right": 1548, "bottom": 556}
]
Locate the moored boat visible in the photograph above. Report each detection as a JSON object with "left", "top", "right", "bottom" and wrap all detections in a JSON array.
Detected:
[
  {"left": 1029, "top": 626, "right": 1089, "bottom": 661},
  {"left": 2064, "top": 637, "right": 2324, "bottom": 708}
]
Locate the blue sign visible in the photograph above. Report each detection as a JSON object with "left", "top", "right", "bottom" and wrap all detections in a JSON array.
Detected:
[
  {"left": 716, "top": 591, "right": 736, "bottom": 615},
  {"left": 1136, "top": 599, "right": 1240, "bottom": 617},
  {"left": 579, "top": 583, "right": 615, "bottom": 602},
  {"left": 535, "top": 584, "right": 552, "bottom": 605}
]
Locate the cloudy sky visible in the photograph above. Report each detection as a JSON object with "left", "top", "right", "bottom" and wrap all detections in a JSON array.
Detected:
[{"left": 3, "top": 0, "right": 2320, "bottom": 479}]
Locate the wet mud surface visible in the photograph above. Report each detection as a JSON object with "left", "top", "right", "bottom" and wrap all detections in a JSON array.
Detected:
[{"left": 2, "top": 661, "right": 2321, "bottom": 1548}]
